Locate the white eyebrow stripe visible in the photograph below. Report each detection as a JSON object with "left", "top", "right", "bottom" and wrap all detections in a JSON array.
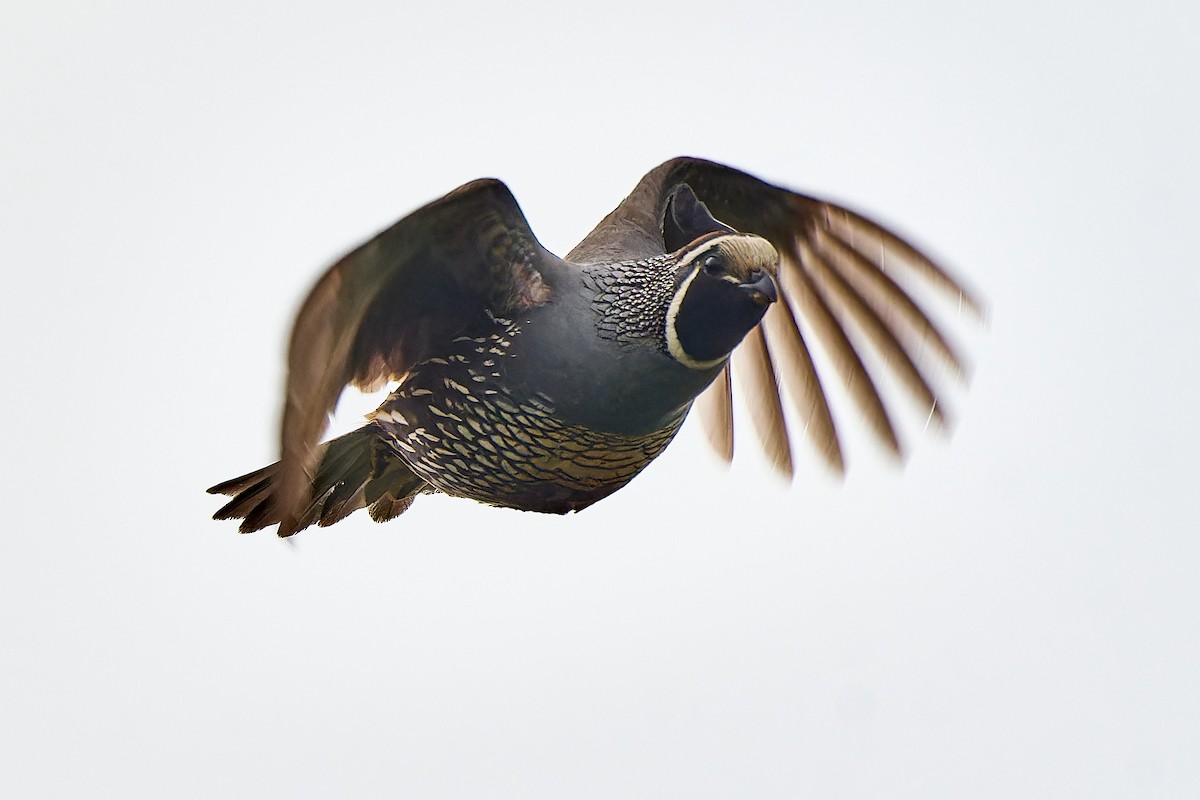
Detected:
[{"left": 675, "top": 234, "right": 741, "bottom": 266}]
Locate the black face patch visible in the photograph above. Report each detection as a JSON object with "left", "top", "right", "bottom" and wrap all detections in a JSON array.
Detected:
[{"left": 674, "top": 270, "right": 771, "bottom": 363}]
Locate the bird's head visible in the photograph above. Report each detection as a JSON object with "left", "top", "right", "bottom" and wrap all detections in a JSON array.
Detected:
[{"left": 662, "top": 187, "right": 780, "bottom": 370}]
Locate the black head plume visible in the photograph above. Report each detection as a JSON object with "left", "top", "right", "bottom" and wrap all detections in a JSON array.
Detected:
[{"left": 663, "top": 184, "right": 736, "bottom": 252}]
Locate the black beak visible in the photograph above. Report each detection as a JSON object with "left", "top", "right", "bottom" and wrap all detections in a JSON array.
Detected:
[{"left": 741, "top": 270, "right": 778, "bottom": 307}]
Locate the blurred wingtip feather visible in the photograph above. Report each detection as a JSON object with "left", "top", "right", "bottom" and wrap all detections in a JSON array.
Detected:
[
  {"left": 696, "top": 364, "right": 735, "bottom": 464},
  {"left": 735, "top": 326, "right": 794, "bottom": 478}
]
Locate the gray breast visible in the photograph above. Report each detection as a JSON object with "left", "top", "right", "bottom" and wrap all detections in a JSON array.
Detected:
[
  {"left": 497, "top": 255, "right": 721, "bottom": 436},
  {"left": 372, "top": 314, "right": 687, "bottom": 514}
]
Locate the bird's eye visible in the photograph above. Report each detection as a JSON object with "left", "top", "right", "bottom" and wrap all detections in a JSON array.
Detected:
[{"left": 702, "top": 255, "right": 724, "bottom": 276}]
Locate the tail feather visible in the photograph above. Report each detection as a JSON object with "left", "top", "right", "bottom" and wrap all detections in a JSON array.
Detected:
[
  {"left": 208, "top": 463, "right": 274, "bottom": 499},
  {"left": 315, "top": 443, "right": 373, "bottom": 522},
  {"left": 207, "top": 424, "right": 430, "bottom": 536},
  {"left": 363, "top": 450, "right": 427, "bottom": 523},
  {"left": 243, "top": 488, "right": 285, "bottom": 533},
  {"left": 211, "top": 474, "right": 275, "bottom": 528}
]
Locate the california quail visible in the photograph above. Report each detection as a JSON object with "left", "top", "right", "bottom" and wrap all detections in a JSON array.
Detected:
[{"left": 209, "top": 157, "right": 980, "bottom": 536}]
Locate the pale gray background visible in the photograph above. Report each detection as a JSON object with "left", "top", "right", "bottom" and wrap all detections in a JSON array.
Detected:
[{"left": 3, "top": 0, "right": 1198, "bottom": 797}]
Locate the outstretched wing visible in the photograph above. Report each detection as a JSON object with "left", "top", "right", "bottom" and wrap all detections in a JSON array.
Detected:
[
  {"left": 571, "top": 157, "right": 982, "bottom": 475},
  {"left": 275, "top": 179, "right": 558, "bottom": 534}
]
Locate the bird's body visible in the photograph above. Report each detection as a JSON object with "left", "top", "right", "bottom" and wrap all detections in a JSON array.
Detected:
[
  {"left": 210, "top": 158, "right": 978, "bottom": 536},
  {"left": 369, "top": 321, "right": 687, "bottom": 514}
]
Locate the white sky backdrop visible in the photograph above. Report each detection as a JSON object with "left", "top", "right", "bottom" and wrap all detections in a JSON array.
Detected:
[{"left": 3, "top": 1, "right": 1198, "bottom": 797}]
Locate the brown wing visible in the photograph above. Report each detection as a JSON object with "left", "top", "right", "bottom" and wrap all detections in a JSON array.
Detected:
[
  {"left": 572, "top": 157, "right": 982, "bottom": 476},
  {"left": 276, "top": 179, "right": 558, "bottom": 534}
]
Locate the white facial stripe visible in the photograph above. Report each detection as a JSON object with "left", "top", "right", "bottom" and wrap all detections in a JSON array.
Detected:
[{"left": 665, "top": 264, "right": 728, "bottom": 371}]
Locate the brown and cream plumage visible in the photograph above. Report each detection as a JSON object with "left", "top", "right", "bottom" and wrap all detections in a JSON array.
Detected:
[{"left": 209, "top": 157, "right": 980, "bottom": 536}]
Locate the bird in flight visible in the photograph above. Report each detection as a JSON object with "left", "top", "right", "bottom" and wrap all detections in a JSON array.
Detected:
[{"left": 209, "top": 157, "right": 980, "bottom": 536}]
